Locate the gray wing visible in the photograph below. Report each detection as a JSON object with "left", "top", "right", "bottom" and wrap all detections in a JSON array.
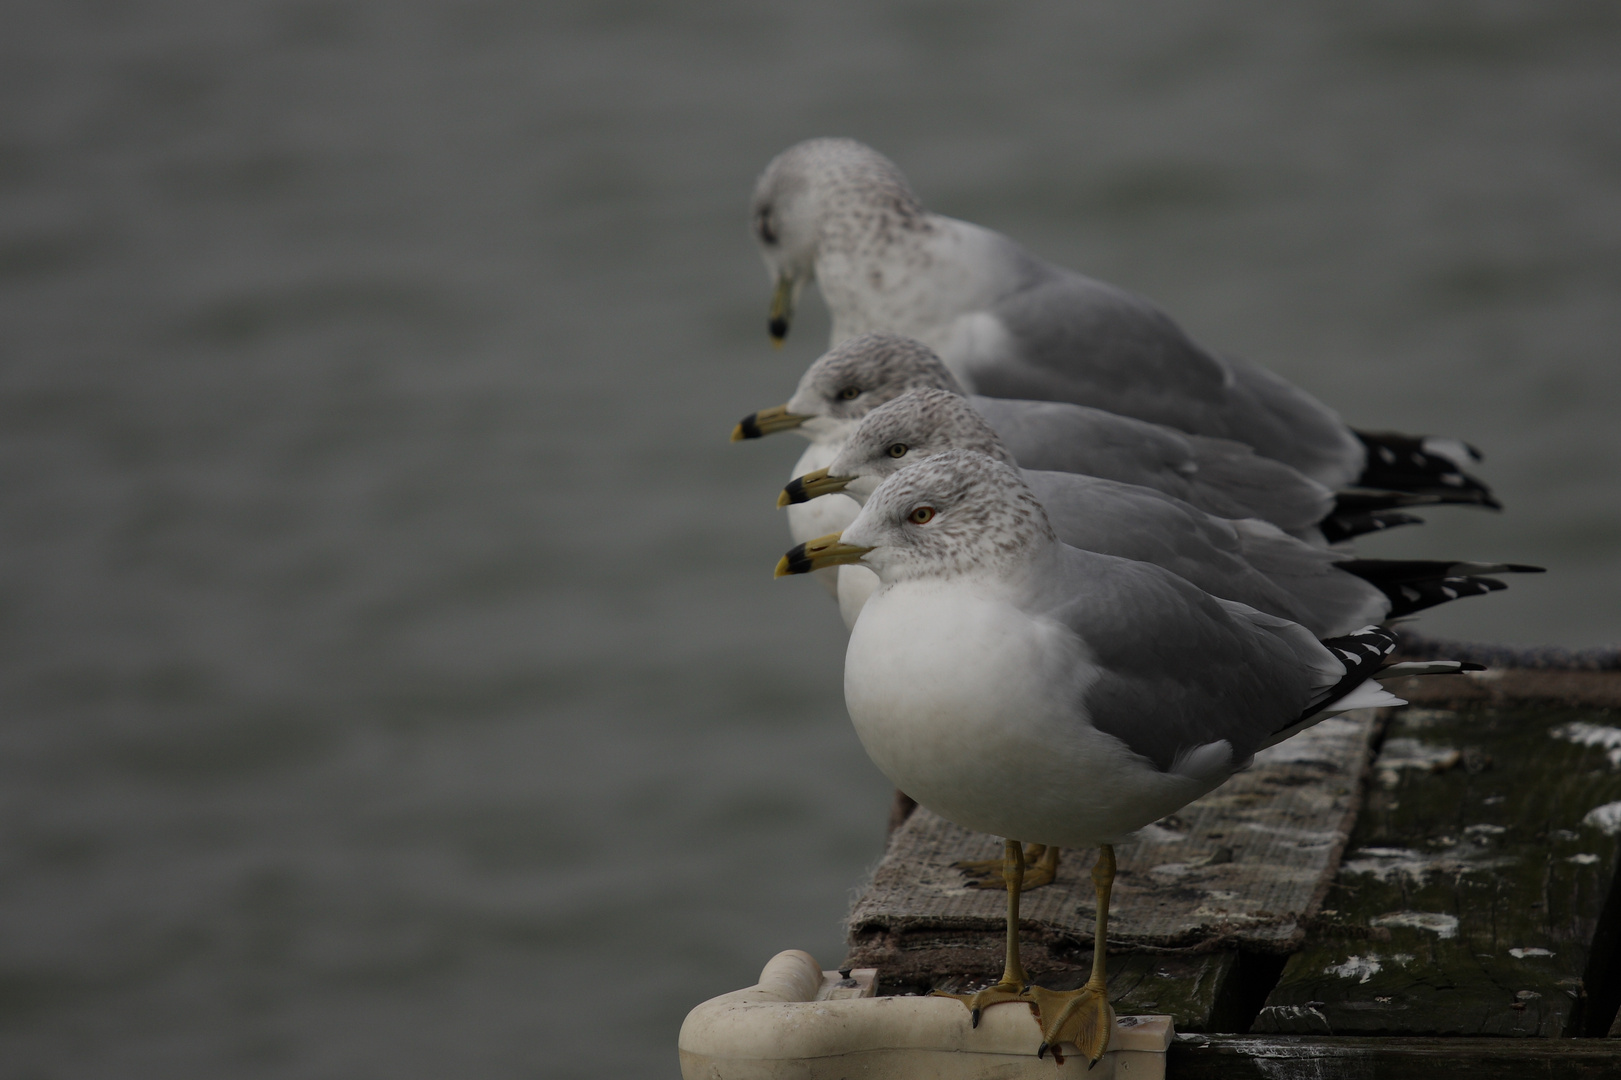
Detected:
[
  {"left": 972, "top": 395, "right": 1199, "bottom": 480},
  {"left": 972, "top": 395, "right": 1334, "bottom": 537},
  {"left": 1171, "top": 432, "right": 1335, "bottom": 539},
  {"left": 1023, "top": 470, "right": 1325, "bottom": 631},
  {"left": 958, "top": 267, "right": 1364, "bottom": 487},
  {"left": 1026, "top": 469, "right": 1390, "bottom": 638},
  {"left": 1033, "top": 545, "right": 1344, "bottom": 774},
  {"left": 1226, "top": 518, "right": 1391, "bottom": 637}
]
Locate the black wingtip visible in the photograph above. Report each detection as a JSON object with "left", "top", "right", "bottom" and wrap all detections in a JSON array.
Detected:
[
  {"left": 1366, "top": 574, "right": 1511, "bottom": 618},
  {"left": 1304, "top": 626, "right": 1400, "bottom": 724},
  {"left": 1351, "top": 429, "right": 1499, "bottom": 507},
  {"left": 1332, "top": 560, "right": 1535, "bottom": 617}
]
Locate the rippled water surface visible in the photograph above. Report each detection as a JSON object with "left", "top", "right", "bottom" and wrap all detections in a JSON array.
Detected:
[{"left": 2, "top": 3, "right": 1619, "bottom": 1077}]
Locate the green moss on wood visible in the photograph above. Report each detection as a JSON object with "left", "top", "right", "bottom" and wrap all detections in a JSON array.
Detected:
[{"left": 1256, "top": 703, "right": 1621, "bottom": 1036}]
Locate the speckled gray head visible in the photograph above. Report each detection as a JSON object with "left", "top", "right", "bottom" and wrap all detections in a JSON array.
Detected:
[
  {"left": 842, "top": 449, "right": 1058, "bottom": 584},
  {"left": 752, "top": 139, "right": 929, "bottom": 342},
  {"left": 785, "top": 333, "right": 965, "bottom": 443},
  {"left": 828, "top": 388, "right": 1016, "bottom": 502}
]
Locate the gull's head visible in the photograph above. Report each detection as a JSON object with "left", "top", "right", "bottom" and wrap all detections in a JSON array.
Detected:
[
  {"left": 769, "top": 333, "right": 962, "bottom": 445},
  {"left": 737, "top": 334, "right": 956, "bottom": 446},
  {"left": 808, "top": 388, "right": 1016, "bottom": 505},
  {"left": 751, "top": 138, "right": 925, "bottom": 344},
  {"left": 835, "top": 449, "right": 1057, "bottom": 585}
]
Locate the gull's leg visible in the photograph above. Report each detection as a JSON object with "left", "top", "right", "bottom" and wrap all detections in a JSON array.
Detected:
[
  {"left": 956, "top": 843, "right": 1061, "bottom": 889},
  {"left": 933, "top": 838, "right": 1030, "bottom": 1025},
  {"left": 1027, "top": 844, "right": 1117, "bottom": 1064}
]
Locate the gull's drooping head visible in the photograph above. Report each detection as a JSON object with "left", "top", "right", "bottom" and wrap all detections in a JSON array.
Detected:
[
  {"left": 839, "top": 450, "right": 1057, "bottom": 584},
  {"left": 821, "top": 388, "right": 1016, "bottom": 503},
  {"left": 751, "top": 138, "right": 927, "bottom": 343}
]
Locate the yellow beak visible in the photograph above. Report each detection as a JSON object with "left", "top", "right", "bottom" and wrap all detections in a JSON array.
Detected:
[
  {"left": 768, "top": 275, "right": 794, "bottom": 347},
  {"left": 731, "top": 403, "right": 811, "bottom": 442},
  {"left": 774, "top": 532, "right": 875, "bottom": 578},
  {"left": 778, "top": 466, "right": 855, "bottom": 508}
]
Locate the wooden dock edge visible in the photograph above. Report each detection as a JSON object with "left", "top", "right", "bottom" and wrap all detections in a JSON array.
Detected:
[
  {"left": 1391, "top": 630, "right": 1621, "bottom": 708},
  {"left": 1169, "top": 1034, "right": 1621, "bottom": 1078}
]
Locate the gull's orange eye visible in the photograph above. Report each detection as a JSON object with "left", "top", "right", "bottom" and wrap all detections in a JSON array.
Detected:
[
  {"left": 886, "top": 443, "right": 908, "bottom": 458},
  {"left": 908, "top": 506, "right": 935, "bottom": 525},
  {"left": 838, "top": 386, "right": 860, "bottom": 400}
]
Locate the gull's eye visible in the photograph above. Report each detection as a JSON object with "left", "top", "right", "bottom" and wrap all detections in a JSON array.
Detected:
[
  {"left": 886, "top": 443, "right": 908, "bottom": 459},
  {"left": 755, "top": 208, "right": 777, "bottom": 246},
  {"left": 908, "top": 506, "right": 935, "bottom": 525},
  {"left": 838, "top": 386, "right": 860, "bottom": 401}
]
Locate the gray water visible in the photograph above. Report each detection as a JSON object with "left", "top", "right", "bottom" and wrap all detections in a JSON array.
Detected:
[{"left": 2, "top": 3, "right": 1618, "bottom": 1077}]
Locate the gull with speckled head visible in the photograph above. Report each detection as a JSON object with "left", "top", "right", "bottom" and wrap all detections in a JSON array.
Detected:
[
  {"left": 734, "top": 334, "right": 1465, "bottom": 558},
  {"left": 752, "top": 138, "right": 1498, "bottom": 504},
  {"left": 775, "top": 449, "right": 1480, "bottom": 1063},
  {"left": 790, "top": 385, "right": 1541, "bottom": 634}
]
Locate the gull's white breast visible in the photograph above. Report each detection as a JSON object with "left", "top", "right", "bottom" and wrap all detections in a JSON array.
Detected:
[{"left": 844, "top": 580, "right": 1219, "bottom": 847}]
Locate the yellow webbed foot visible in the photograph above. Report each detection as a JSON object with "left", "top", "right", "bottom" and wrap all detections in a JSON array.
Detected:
[
  {"left": 1026, "top": 980, "right": 1115, "bottom": 1065},
  {"left": 954, "top": 844, "right": 1060, "bottom": 889},
  {"left": 932, "top": 977, "right": 1030, "bottom": 1029}
]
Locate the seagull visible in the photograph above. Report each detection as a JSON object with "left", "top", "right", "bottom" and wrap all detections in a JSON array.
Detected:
[
  {"left": 783, "top": 385, "right": 1541, "bottom": 634},
  {"left": 774, "top": 449, "right": 1480, "bottom": 1062},
  {"left": 734, "top": 334, "right": 1463, "bottom": 567},
  {"left": 751, "top": 138, "right": 1497, "bottom": 502}
]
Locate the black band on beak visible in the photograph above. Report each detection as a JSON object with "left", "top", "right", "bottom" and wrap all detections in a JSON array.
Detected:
[{"left": 779, "top": 541, "right": 815, "bottom": 575}]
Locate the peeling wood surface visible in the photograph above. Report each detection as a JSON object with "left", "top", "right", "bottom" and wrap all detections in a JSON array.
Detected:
[
  {"left": 1256, "top": 702, "right": 1621, "bottom": 1037},
  {"left": 1170, "top": 1034, "right": 1621, "bottom": 1078},
  {"left": 844, "top": 712, "right": 1379, "bottom": 998}
]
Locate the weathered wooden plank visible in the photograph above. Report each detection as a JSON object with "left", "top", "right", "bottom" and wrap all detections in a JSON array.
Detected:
[
  {"left": 913, "top": 951, "right": 1241, "bottom": 1033},
  {"left": 1169, "top": 1034, "right": 1621, "bottom": 1079},
  {"left": 1255, "top": 703, "right": 1621, "bottom": 1037}
]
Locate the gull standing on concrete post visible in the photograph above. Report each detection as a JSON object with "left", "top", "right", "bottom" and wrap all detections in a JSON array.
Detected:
[
  {"left": 751, "top": 138, "right": 1497, "bottom": 503},
  {"left": 774, "top": 450, "right": 1479, "bottom": 1063}
]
